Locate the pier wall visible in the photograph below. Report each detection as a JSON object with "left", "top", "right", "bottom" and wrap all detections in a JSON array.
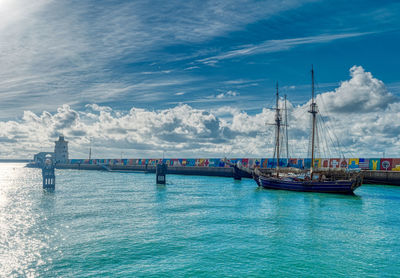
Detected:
[
  {"left": 66, "top": 157, "right": 400, "bottom": 172},
  {"left": 56, "top": 164, "right": 400, "bottom": 185},
  {"left": 55, "top": 163, "right": 400, "bottom": 185},
  {"left": 56, "top": 164, "right": 236, "bottom": 178},
  {"left": 362, "top": 171, "right": 400, "bottom": 186}
]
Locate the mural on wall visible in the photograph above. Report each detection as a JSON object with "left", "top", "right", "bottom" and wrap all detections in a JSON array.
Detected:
[
  {"left": 369, "top": 158, "right": 380, "bottom": 170},
  {"left": 303, "top": 159, "right": 311, "bottom": 169},
  {"left": 296, "top": 159, "right": 305, "bottom": 168},
  {"left": 358, "top": 158, "right": 369, "bottom": 169},
  {"left": 348, "top": 158, "right": 359, "bottom": 169},
  {"left": 329, "top": 158, "right": 340, "bottom": 168},
  {"left": 66, "top": 157, "right": 400, "bottom": 171},
  {"left": 267, "top": 158, "right": 276, "bottom": 168},
  {"left": 321, "top": 159, "right": 329, "bottom": 168},
  {"left": 288, "top": 158, "right": 297, "bottom": 167},
  {"left": 228, "top": 158, "right": 238, "bottom": 167},
  {"left": 392, "top": 159, "right": 400, "bottom": 171},
  {"left": 380, "top": 158, "right": 393, "bottom": 171},
  {"left": 262, "top": 158, "right": 289, "bottom": 168},
  {"left": 208, "top": 159, "right": 220, "bottom": 167},
  {"left": 261, "top": 159, "right": 268, "bottom": 168},
  {"left": 340, "top": 158, "right": 348, "bottom": 168},
  {"left": 196, "top": 159, "right": 209, "bottom": 167},
  {"left": 280, "top": 159, "right": 288, "bottom": 167},
  {"left": 247, "top": 159, "right": 254, "bottom": 168},
  {"left": 248, "top": 159, "right": 261, "bottom": 168},
  {"left": 314, "top": 158, "right": 321, "bottom": 168}
]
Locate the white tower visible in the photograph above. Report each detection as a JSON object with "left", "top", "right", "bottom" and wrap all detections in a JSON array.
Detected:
[{"left": 54, "top": 135, "right": 69, "bottom": 164}]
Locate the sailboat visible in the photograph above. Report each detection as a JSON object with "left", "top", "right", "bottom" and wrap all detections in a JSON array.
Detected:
[{"left": 254, "top": 67, "right": 362, "bottom": 194}]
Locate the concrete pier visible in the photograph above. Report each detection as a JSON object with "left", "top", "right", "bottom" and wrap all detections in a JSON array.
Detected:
[
  {"left": 45, "top": 164, "right": 400, "bottom": 186},
  {"left": 55, "top": 164, "right": 235, "bottom": 177},
  {"left": 362, "top": 170, "right": 400, "bottom": 186}
]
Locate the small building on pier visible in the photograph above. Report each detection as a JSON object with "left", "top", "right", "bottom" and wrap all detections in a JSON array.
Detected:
[
  {"left": 54, "top": 135, "right": 69, "bottom": 164},
  {"left": 33, "top": 152, "right": 54, "bottom": 168}
]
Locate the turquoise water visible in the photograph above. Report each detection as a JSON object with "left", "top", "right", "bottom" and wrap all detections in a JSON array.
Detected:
[{"left": 1, "top": 163, "right": 399, "bottom": 277}]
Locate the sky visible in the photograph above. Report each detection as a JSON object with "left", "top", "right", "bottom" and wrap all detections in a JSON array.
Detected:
[{"left": 0, "top": 0, "right": 399, "bottom": 159}]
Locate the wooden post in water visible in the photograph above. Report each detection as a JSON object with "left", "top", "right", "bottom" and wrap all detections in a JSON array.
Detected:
[
  {"left": 42, "top": 155, "right": 55, "bottom": 190},
  {"left": 156, "top": 163, "right": 167, "bottom": 184}
]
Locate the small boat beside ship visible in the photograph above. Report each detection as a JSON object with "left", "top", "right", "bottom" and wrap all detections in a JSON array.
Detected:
[{"left": 253, "top": 67, "right": 362, "bottom": 194}]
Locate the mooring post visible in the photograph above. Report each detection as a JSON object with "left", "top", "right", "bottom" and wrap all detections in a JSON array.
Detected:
[
  {"left": 156, "top": 163, "right": 167, "bottom": 184},
  {"left": 42, "top": 155, "right": 55, "bottom": 190}
]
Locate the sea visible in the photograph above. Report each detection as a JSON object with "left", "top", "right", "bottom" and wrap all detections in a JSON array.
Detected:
[{"left": 1, "top": 163, "right": 399, "bottom": 277}]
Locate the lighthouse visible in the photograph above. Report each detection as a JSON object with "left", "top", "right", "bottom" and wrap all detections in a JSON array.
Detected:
[{"left": 54, "top": 135, "right": 69, "bottom": 164}]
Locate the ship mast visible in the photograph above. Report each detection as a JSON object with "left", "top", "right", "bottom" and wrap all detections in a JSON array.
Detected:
[
  {"left": 309, "top": 65, "right": 318, "bottom": 178},
  {"left": 284, "top": 94, "right": 289, "bottom": 165},
  {"left": 88, "top": 137, "right": 92, "bottom": 160},
  {"left": 275, "top": 82, "right": 281, "bottom": 177}
]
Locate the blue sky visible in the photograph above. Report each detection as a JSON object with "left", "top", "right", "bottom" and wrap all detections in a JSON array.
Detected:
[{"left": 0, "top": 0, "right": 399, "bottom": 158}]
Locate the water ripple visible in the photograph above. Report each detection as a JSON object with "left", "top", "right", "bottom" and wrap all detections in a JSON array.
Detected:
[{"left": 0, "top": 164, "right": 399, "bottom": 277}]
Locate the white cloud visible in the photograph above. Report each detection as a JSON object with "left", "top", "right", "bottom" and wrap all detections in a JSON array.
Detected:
[
  {"left": 0, "top": 66, "right": 398, "bottom": 159},
  {"left": 85, "top": 104, "right": 112, "bottom": 113},
  {"left": 216, "top": 90, "right": 239, "bottom": 99},
  {"left": 317, "top": 66, "right": 394, "bottom": 113}
]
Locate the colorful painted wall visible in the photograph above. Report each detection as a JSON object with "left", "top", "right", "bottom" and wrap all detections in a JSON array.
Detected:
[{"left": 68, "top": 157, "right": 400, "bottom": 171}]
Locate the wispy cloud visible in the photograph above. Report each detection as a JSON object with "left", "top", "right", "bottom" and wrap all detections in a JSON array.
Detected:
[
  {"left": 0, "top": 0, "right": 316, "bottom": 119},
  {"left": 184, "top": 66, "right": 200, "bottom": 71},
  {"left": 223, "top": 79, "right": 261, "bottom": 85},
  {"left": 198, "top": 32, "right": 374, "bottom": 64}
]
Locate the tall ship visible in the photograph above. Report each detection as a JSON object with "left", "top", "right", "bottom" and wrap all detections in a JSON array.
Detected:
[{"left": 253, "top": 67, "right": 362, "bottom": 194}]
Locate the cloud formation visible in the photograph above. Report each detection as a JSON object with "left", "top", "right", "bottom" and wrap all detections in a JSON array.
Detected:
[
  {"left": 0, "top": 0, "right": 316, "bottom": 118},
  {"left": 318, "top": 66, "right": 394, "bottom": 113},
  {"left": 0, "top": 66, "right": 399, "bottom": 159}
]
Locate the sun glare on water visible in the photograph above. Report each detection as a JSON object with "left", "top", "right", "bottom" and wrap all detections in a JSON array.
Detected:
[{"left": 0, "top": 163, "right": 48, "bottom": 277}]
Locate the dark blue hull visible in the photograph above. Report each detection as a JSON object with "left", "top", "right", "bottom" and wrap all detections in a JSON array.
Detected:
[{"left": 258, "top": 176, "right": 360, "bottom": 194}]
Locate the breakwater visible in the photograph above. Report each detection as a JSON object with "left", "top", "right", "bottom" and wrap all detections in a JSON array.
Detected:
[
  {"left": 29, "top": 157, "right": 400, "bottom": 185},
  {"left": 362, "top": 170, "right": 400, "bottom": 186},
  {"left": 56, "top": 164, "right": 252, "bottom": 178},
  {"left": 54, "top": 163, "right": 400, "bottom": 185}
]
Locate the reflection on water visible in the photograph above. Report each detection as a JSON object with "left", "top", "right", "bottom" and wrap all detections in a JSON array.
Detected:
[{"left": 0, "top": 163, "right": 49, "bottom": 277}]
